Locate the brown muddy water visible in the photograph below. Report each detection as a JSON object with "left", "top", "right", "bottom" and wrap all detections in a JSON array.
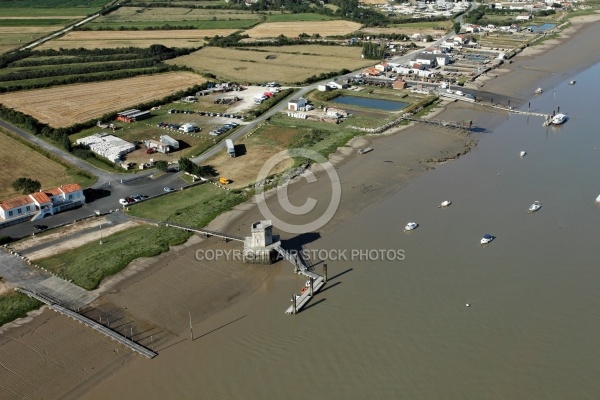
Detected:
[{"left": 82, "top": 65, "right": 600, "bottom": 399}]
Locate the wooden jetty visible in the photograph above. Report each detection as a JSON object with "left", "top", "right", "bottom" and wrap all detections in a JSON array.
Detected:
[
  {"left": 163, "top": 222, "right": 244, "bottom": 242},
  {"left": 275, "top": 245, "right": 326, "bottom": 314},
  {"left": 16, "top": 288, "right": 157, "bottom": 359}
]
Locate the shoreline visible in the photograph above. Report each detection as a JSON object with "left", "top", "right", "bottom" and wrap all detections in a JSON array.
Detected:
[{"left": 3, "top": 15, "right": 600, "bottom": 399}]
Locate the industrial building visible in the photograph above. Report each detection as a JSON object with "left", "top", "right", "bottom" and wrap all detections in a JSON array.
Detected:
[{"left": 76, "top": 133, "right": 135, "bottom": 163}]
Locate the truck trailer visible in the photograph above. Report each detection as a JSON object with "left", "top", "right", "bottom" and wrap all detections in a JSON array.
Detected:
[{"left": 225, "top": 139, "right": 236, "bottom": 157}]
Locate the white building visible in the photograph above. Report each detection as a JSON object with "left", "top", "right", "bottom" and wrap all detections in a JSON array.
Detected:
[
  {"left": 76, "top": 133, "right": 135, "bottom": 163},
  {"left": 288, "top": 98, "right": 307, "bottom": 111},
  {"left": 0, "top": 183, "right": 85, "bottom": 223}
]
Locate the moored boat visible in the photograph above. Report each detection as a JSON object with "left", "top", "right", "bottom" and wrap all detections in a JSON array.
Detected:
[
  {"left": 520, "top": 151, "right": 527, "bottom": 157},
  {"left": 439, "top": 200, "right": 451, "bottom": 208},
  {"left": 404, "top": 222, "right": 418, "bottom": 232},
  {"left": 551, "top": 113, "right": 567, "bottom": 125},
  {"left": 480, "top": 234, "right": 493, "bottom": 245},
  {"left": 528, "top": 201, "right": 542, "bottom": 213},
  {"left": 569, "top": 80, "right": 576, "bottom": 85},
  {"left": 596, "top": 195, "right": 600, "bottom": 203},
  {"left": 535, "top": 87, "right": 543, "bottom": 94}
]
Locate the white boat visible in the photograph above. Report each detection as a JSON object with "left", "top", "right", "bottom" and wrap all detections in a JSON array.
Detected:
[
  {"left": 551, "top": 113, "right": 567, "bottom": 125},
  {"left": 535, "top": 87, "right": 543, "bottom": 94},
  {"left": 596, "top": 195, "right": 600, "bottom": 203},
  {"left": 439, "top": 200, "right": 452, "bottom": 208},
  {"left": 528, "top": 201, "right": 542, "bottom": 213},
  {"left": 569, "top": 80, "right": 576, "bottom": 85},
  {"left": 404, "top": 222, "right": 418, "bottom": 232},
  {"left": 520, "top": 151, "right": 527, "bottom": 157},
  {"left": 480, "top": 234, "right": 493, "bottom": 245},
  {"left": 358, "top": 147, "right": 373, "bottom": 154}
]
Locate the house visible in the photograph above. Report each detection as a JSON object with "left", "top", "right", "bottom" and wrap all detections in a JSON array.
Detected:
[
  {"left": 435, "top": 54, "right": 450, "bottom": 66},
  {"left": 516, "top": 14, "right": 533, "bottom": 20},
  {"left": 363, "top": 66, "right": 382, "bottom": 76},
  {"left": 288, "top": 98, "right": 307, "bottom": 111},
  {"left": 375, "top": 62, "right": 390, "bottom": 72},
  {"left": 0, "top": 183, "right": 85, "bottom": 223},
  {"left": 116, "top": 109, "right": 150, "bottom": 123},
  {"left": 317, "top": 84, "right": 330, "bottom": 92},
  {"left": 415, "top": 52, "right": 438, "bottom": 67},
  {"left": 453, "top": 35, "right": 468, "bottom": 45},
  {"left": 392, "top": 79, "right": 407, "bottom": 90}
]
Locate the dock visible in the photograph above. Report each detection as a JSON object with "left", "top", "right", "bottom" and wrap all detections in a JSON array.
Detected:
[
  {"left": 163, "top": 222, "right": 245, "bottom": 242},
  {"left": 275, "top": 245, "right": 326, "bottom": 314},
  {"left": 16, "top": 288, "right": 157, "bottom": 359}
]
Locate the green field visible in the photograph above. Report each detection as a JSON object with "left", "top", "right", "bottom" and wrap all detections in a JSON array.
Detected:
[
  {"left": 0, "top": 19, "right": 81, "bottom": 27},
  {"left": 0, "top": 290, "right": 42, "bottom": 327},
  {"left": 127, "top": 184, "right": 249, "bottom": 228},
  {"left": 87, "top": 19, "right": 259, "bottom": 30},
  {"left": 0, "top": 0, "right": 109, "bottom": 9},
  {"left": 36, "top": 225, "right": 192, "bottom": 290},
  {"left": 265, "top": 13, "right": 339, "bottom": 22}
]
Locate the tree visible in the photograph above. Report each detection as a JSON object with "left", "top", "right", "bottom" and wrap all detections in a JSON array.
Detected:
[
  {"left": 12, "top": 177, "right": 41, "bottom": 194},
  {"left": 425, "top": 35, "right": 433, "bottom": 42},
  {"left": 453, "top": 22, "right": 461, "bottom": 34},
  {"left": 178, "top": 157, "right": 195, "bottom": 174},
  {"left": 154, "top": 160, "right": 169, "bottom": 172}
]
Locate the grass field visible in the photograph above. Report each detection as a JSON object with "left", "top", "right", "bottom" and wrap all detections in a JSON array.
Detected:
[
  {"left": 167, "top": 45, "right": 372, "bottom": 84},
  {"left": 0, "top": 290, "right": 42, "bottom": 327},
  {"left": 127, "top": 184, "right": 249, "bottom": 228},
  {"left": 37, "top": 29, "right": 235, "bottom": 50},
  {"left": 0, "top": 128, "right": 96, "bottom": 200},
  {"left": 243, "top": 20, "right": 362, "bottom": 38},
  {"left": 264, "top": 13, "right": 339, "bottom": 22},
  {"left": 0, "top": 72, "right": 206, "bottom": 127},
  {"left": 0, "top": 26, "right": 63, "bottom": 54},
  {"left": 36, "top": 224, "right": 192, "bottom": 290},
  {"left": 88, "top": 6, "right": 262, "bottom": 30}
]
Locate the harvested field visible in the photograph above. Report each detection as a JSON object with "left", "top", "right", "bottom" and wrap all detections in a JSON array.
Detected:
[
  {"left": 243, "top": 20, "right": 362, "bottom": 38},
  {"left": 0, "top": 72, "right": 207, "bottom": 127},
  {"left": 36, "top": 29, "right": 235, "bottom": 50},
  {"left": 360, "top": 26, "right": 444, "bottom": 37},
  {"left": 0, "top": 129, "right": 93, "bottom": 200},
  {"left": 0, "top": 26, "right": 61, "bottom": 54},
  {"left": 167, "top": 46, "right": 371, "bottom": 84}
]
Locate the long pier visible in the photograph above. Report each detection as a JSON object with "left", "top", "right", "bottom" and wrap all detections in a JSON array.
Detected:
[
  {"left": 16, "top": 288, "right": 157, "bottom": 359},
  {"left": 163, "top": 222, "right": 245, "bottom": 242},
  {"left": 274, "top": 245, "right": 326, "bottom": 314}
]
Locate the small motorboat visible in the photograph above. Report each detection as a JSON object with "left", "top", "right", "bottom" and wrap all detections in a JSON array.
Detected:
[
  {"left": 358, "top": 147, "right": 373, "bottom": 154},
  {"left": 404, "top": 222, "right": 418, "bottom": 232},
  {"left": 528, "top": 201, "right": 542, "bottom": 213},
  {"left": 551, "top": 113, "right": 567, "bottom": 125},
  {"left": 569, "top": 80, "right": 576, "bottom": 85},
  {"left": 520, "top": 151, "right": 527, "bottom": 157},
  {"left": 439, "top": 200, "right": 452, "bottom": 208},
  {"left": 535, "top": 87, "right": 543, "bottom": 94},
  {"left": 480, "top": 234, "right": 493, "bottom": 245},
  {"left": 596, "top": 194, "right": 600, "bottom": 203}
]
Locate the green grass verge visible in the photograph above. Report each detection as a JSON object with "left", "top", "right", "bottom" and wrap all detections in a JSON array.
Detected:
[
  {"left": 0, "top": 19, "right": 79, "bottom": 27},
  {"left": 127, "top": 183, "right": 250, "bottom": 228},
  {"left": 0, "top": 290, "right": 42, "bottom": 327},
  {"left": 36, "top": 225, "right": 192, "bottom": 290},
  {"left": 0, "top": 6, "right": 103, "bottom": 16}
]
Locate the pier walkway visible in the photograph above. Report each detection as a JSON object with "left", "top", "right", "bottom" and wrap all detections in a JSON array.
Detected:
[
  {"left": 16, "top": 288, "right": 157, "bottom": 359},
  {"left": 163, "top": 221, "right": 244, "bottom": 242},
  {"left": 274, "top": 245, "right": 325, "bottom": 314}
]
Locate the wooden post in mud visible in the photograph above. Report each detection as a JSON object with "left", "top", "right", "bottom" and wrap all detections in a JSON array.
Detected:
[
  {"left": 323, "top": 263, "right": 328, "bottom": 283},
  {"left": 309, "top": 277, "right": 314, "bottom": 296},
  {"left": 292, "top": 295, "right": 297, "bottom": 315},
  {"left": 189, "top": 311, "right": 193, "bottom": 340}
]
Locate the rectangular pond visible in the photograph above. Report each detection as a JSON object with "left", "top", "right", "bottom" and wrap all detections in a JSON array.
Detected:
[{"left": 331, "top": 95, "right": 408, "bottom": 111}]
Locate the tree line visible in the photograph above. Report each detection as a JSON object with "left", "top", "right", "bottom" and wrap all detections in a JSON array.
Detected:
[{"left": 362, "top": 42, "right": 385, "bottom": 60}]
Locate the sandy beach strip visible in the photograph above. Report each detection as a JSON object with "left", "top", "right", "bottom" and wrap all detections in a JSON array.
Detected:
[{"left": 3, "top": 15, "right": 600, "bottom": 400}]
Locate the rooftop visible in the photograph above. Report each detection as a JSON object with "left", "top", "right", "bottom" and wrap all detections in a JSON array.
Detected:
[{"left": 0, "top": 195, "right": 33, "bottom": 211}]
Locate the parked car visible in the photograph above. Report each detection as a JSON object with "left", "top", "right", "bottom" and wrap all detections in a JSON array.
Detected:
[
  {"left": 33, "top": 224, "right": 48, "bottom": 231},
  {"left": 119, "top": 197, "right": 135, "bottom": 205},
  {"left": 164, "top": 187, "right": 175, "bottom": 193},
  {"left": 131, "top": 194, "right": 147, "bottom": 202}
]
